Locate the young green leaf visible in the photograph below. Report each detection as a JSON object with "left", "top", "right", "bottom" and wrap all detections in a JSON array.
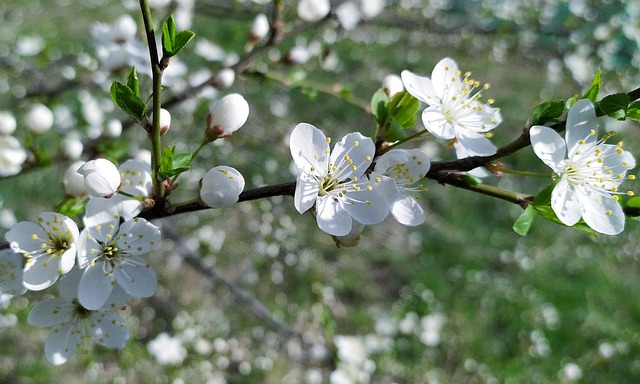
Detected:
[
  {"left": 627, "top": 101, "right": 640, "bottom": 120},
  {"left": 126, "top": 66, "right": 141, "bottom": 98},
  {"left": 162, "top": 15, "right": 177, "bottom": 55},
  {"left": 171, "top": 30, "right": 195, "bottom": 56},
  {"left": 110, "top": 81, "right": 146, "bottom": 118},
  {"left": 513, "top": 205, "right": 535, "bottom": 236},
  {"left": 582, "top": 69, "right": 601, "bottom": 102},
  {"left": 385, "top": 119, "right": 406, "bottom": 142},
  {"left": 598, "top": 93, "right": 630, "bottom": 120},
  {"left": 370, "top": 89, "right": 389, "bottom": 126},
  {"left": 392, "top": 92, "right": 420, "bottom": 127},
  {"left": 530, "top": 99, "right": 565, "bottom": 126}
]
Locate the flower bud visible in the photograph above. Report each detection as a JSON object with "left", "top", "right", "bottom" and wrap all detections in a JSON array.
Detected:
[
  {"left": 62, "top": 133, "right": 84, "bottom": 160},
  {"left": 0, "top": 111, "right": 17, "bottom": 135},
  {"left": 78, "top": 158, "right": 121, "bottom": 198},
  {"left": 0, "top": 135, "right": 28, "bottom": 177},
  {"left": 105, "top": 119, "right": 123, "bottom": 138},
  {"left": 297, "top": 0, "right": 331, "bottom": 22},
  {"left": 25, "top": 103, "right": 54, "bottom": 134},
  {"left": 159, "top": 108, "right": 171, "bottom": 136},
  {"left": 200, "top": 166, "right": 245, "bottom": 208},
  {"left": 62, "top": 160, "right": 87, "bottom": 197},
  {"left": 382, "top": 74, "right": 404, "bottom": 97},
  {"left": 249, "top": 13, "right": 270, "bottom": 43},
  {"left": 215, "top": 68, "right": 236, "bottom": 89},
  {"left": 205, "top": 94, "right": 250, "bottom": 141}
]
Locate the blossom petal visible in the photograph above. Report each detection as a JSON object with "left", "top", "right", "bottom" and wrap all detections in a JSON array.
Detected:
[
  {"left": 566, "top": 99, "right": 598, "bottom": 151},
  {"left": 400, "top": 70, "right": 438, "bottom": 105},
  {"left": 294, "top": 172, "right": 320, "bottom": 213},
  {"left": 28, "top": 298, "right": 73, "bottom": 327},
  {"left": 316, "top": 196, "right": 352, "bottom": 236},
  {"left": 5, "top": 221, "right": 48, "bottom": 255},
  {"left": 92, "top": 311, "right": 129, "bottom": 349},
  {"left": 23, "top": 256, "right": 62, "bottom": 291},
  {"left": 289, "top": 123, "right": 329, "bottom": 172},
  {"left": 551, "top": 180, "right": 581, "bottom": 226},
  {"left": 330, "top": 132, "right": 375, "bottom": 180},
  {"left": 200, "top": 166, "right": 245, "bottom": 208},
  {"left": 422, "top": 108, "right": 455, "bottom": 139},
  {"left": 341, "top": 181, "right": 390, "bottom": 225},
  {"left": 0, "top": 249, "right": 26, "bottom": 295},
  {"left": 456, "top": 129, "right": 497, "bottom": 156},
  {"left": 390, "top": 196, "right": 425, "bottom": 226},
  {"left": 84, "top": 195, "right": 142, "bottom": 226},
  {"left": 431, "top": 57, "right": 461, "bottom": 101},
  {"left": 530, "top": 125, "right": 566, "bottom": 173},
  {"left": 114, "top": 256, "right": 157, "bottom": 298},
  {"left": 44, "top": 322, "right": 79, "bottom": 365},
  {"left": 115, "top": 218, "right": 161, "bottom": 255},
  {"left": 578, "top": 190, "right": 625, "bottom": 235},
  {"left": 118, "top": 159, "right": 152, "bottom": 196},
  {"left": 78, "top": 263, "right": 115, "bottom": 310}
]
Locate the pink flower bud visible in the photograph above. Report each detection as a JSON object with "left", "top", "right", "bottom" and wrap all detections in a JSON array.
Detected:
[{"left": 159, "top": 108, "right": 171, "bottom": 136}]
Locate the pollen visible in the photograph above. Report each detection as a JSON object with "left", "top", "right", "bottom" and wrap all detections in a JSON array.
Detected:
[
  {"left": 365, "top": 156, "right": 371, "bottom": 161},
  {"left": 326, "top": 137, "right": 331, "bottom": 144},
  {"left": 353, "top": 141, "right": 359, "bottom": 147}
]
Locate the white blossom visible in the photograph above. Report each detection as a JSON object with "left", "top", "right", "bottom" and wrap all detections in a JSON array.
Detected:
[
  {"left": 147, "top": 332, "right": 187, "bottom": 365},
  {"left": 297, "top": 0, "right": 331, "bottom": 22},
  {"left": 5, "top": 212, "right": 79, "bottom": 291},
  {"left": 25, "top": 103, "right": 54, "bottom": 134},
  {"left": 530, "top": 99, "right": 636, "bottom": 235},
  {"left": 0, "top": 135, "right": 28, "bottom": 177},
  {"left": 83, "top": 159, "right": 153, "bottom": 227},
  {"left": 62, "top": 161, "right": 88, "bottom": 197},
  {"left": 27, "top": 268, "right": 130, "bottom": 365},
  {"left": 215, "top": 68, "right": 236, "bottom": 89},
  {"left": 401, "top": 57, "right": 502, "bottom": 156},
  {"left": 61, "top": 133, "right": 84, "bottom": 160},
  {"left": 382, "top": 74, "right": 404, "bottom": 97},
  {"left": 250, "top": 13, "right": 270, "bottom": 42},
  {"left": 77, "top": 216, "right": 161, "bottom": 310},
  {"left": 0, "top": 111, "right": 17, "bottom": 135},
  {"left": 206, "top": 93, "right": 250, "bottom": 140},
  {"left": 373, "top": 148, "right": 430, "bottom": 226},
  {"left": 78, "top": 158, "right": 121, "bottom": 198},
  {"left": 289, "top": 123, "right": 390, "bottom": 236},
  {"left": 200, "top": 166, "right": 245, "bottom": 208}
]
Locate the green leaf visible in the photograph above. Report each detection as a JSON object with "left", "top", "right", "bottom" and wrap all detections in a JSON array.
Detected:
[
  {"left": 171, "top": 30, "right": 195, "bottom": 56},
  {"left": 532, "top": 183, "right": 554, "bottom": 206},
  {"left": 126, "top": 67, "right": 141, "bottom": 98},
  {"left": 370, "top": 89, "right": 389, "bottom": 126},
  {"left": 513, "top": 205, "right": 535, "bottom": 236},
  {"left": 391, "top": 92, "right": 420, "bottom": 127},
  {"left": 110, "top": 81, "right": 146, "bottom": 118},
  {"left": 626, "top": 196, "right": 640, "bottom": 209},
  {"left": 598, "top": 93, "right": 630, "bottom": 120},
  {"left": 158, "top": 146, "right": 192, "bottom": 179},
  {"left": 565, "top": 95, "right": 578, "bottom": 110},
  {"left": 386, "top": 119, "right": 406, "bottom": 142},
  {"left": 56, "top": 197, "right": 87, "bottom": 218},
  {"left": 172, "top": 152, "right": 192, "bottom": 169},
  {"left": 531, "top": 184, "right": 598, "bottom": 236},
  {"left": 162, "top": 15, "right": 177, "bottom": 55},
  {"left": 530, "top": 99, "right": 565, "bottom": 126},
  {"left": 460, "top": 174, "right": 482, "bottom": 186},
  {"left": 582, "top": 69, "right": 601, "bottom": 102},
  {"left": 627, "top": 101, "right": 640, "bottom": 120}
]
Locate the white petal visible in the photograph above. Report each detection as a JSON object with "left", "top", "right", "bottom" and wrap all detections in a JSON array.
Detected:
[
  {"left": 316, "top": 196, "right": 352, "bottom": 236},
  {"left": 200, "top": 166, "right": 245, "bottom": 208},
  {"left": 578, "top": 190, "right": 625, "bottom": 235},
  {"left": 422, "top": 108, "right": 455, "bottom": 139},
  {"left": 59, "top": 246, "right": 76, "bottom": 275},
  {"left": 84, "top": 195, "right": 142, "bottom": 226},
  {"left": 115, "top": 218, "right": 161, "bottom": 255},
  {"left": 45, "top": 322, "right": 79, "bottom": 365},
  {"left": 115, "top": 256, "right": 157, "bottom": 298},
  {"left": 551, "top": 181, "right": 582, "bottom": 226},
  {"left": 529, "top": 125, "right": 566, "bottom": 173},
  {"left": 38, "top": 212, "right": 79, "bottom": 242},
  {"left": 330, "top": 132, "right": 375, "bottom": 180},
  {"left": 341, "top": 181, "right": 390, "bottom": 225},
  {"left": 391, "top": 196, "right": 426, "bottom": 226},
  {"left": 92, "top": 311, "right": 129, "bottom": 349},
  {"left": 23, "top": 256, "right": 62, "bottom": 291},
  {"left": 57, "top": 267, "right": 83, "bottom": 299},
  {"left": 78, "top": 264, "right": 115, "bottom": 310},
  {"left": 118, "top": 159, "right": 152, "bottom": 196},
  {"left": 566, "top": 99, "right": 598, "bottom": 150},
  {"left": 28, "top": 298, "right": 73, "bottom": 327},
  {"left": 290, "top": 123, "right": 329, "bottom": 172},
  {"left": 0, "top": 249, "right": 26, "bottom": 295},
  {"left": 5, "top": 221, "right": 48, "bottom": 254},
  {"left": 294, "top": 172, "right": 320, "bottom": 213},
  {"left": 400, "top": 70, "right": 438, "bottom": 105},
  {"left": 456, "top": 129, "right": 497, "bottom": 157},
  {"left": 431, "top": 57, "right": 461, "bottom": 101}
]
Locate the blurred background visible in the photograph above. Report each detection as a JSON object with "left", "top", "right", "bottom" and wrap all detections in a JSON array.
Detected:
[{"left": 1, "top": 0, "right": 640, "bottom": 383}]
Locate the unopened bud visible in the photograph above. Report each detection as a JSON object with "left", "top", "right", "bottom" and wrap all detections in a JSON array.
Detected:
[
  {"left": 0, "top": 111, "right": 17, "bottom": 135},
  {"left": 159, "top": 108, "right": 171, "bottom": 136},
  {"left": 249, "top": 13, "right": 270, "bottom": 43},
  {"left": 25, "top": 103, "right": 54, "bottom": 134},
  {"left": 200, "top": 166, "right": 245, "bottom": 208},
  {"left": 205, "top": 94, "right": 249, "bottom": 141},
  {"left": 78, "top": 158, "right": 121, "bottom": 198},
  {"left": 62, "top": 160, "right": 87, "bottom": 197},
  {"left": 62, "top": 133, "right": 84, "bottom": 160},
  {"left": 297, "top": 0, "right": 331, "bottom": 22},
  {"left": 215, "top": 68, "right": 236, "bottom": 89},
  {"left": 382, "top": 74, "right": 404, "bottom": 97},
  {"left": 105, "top": 119, "right": 123, "bottom": 138}
]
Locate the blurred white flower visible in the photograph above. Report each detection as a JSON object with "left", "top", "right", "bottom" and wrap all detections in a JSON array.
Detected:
[
  {"left": 77, "top": 216, "right": 161, "bottom": 310},
  {"left": 62, "top": 161, "right": 88, "bottom": 197},
  {"left": 25, "top": 103, "right": 54, "bottom": 134},
  {"left": 297, "top": 0, "right": 331, "bottom": 22},
  {"left": 0, "top": 135, "right": 28, "bottom": 177},
  {"left": 78, "top": 158, "right": 121, "bottom": 198},
  {"left": 250, "top": 13, "right": 270, "bottom": 43},
  {"left": 148, "top": 332, "right": 187, "bottom": 365},
  {"left": 105, "top": 119, "right": 123, "bottom": 138},
  {"left": 5, "top": 212, "right": 78, "bottom": 291},
  {"left": 0, "top": 111, "right": 16, "bottom": 135},
  {"left": 206, "top": 93, "right": 250, "bottom": 140},
  {"left": 382, "top": 74, "right": 404, "bottom": 97},
  {"left": 27, "top": 268, "right": 130, "bottom": 365},
  {"left": 215, "top": 68, "right": 236, "bottom": 89},
  {"left": 562, "top": 363, "right": 583, "bottom": 382},
  {"left": 200, "top": 166, "right": 245, "bottom": 208},
  {"left": 61, "top": 133, "right": 84, "bottom": 160}
]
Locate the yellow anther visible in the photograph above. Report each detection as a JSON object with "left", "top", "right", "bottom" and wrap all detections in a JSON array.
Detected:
[
  {"left": 605, "top": 210, "right": 612, "bottom": 216},
  {"left": 367, "top": 185, "right": 373, "bottom": 190},
  {"left": 486, "top": 132, "right": 494, "bottom": 138},
  {"left": 629, "top": 175, "right": 636, "bottom": 180},
  {"left": 353, "top": 141, "right": 359, "bottom": 147},
  {"left": 613, "top": 195, "right": 620, "bottom": 201},
  {"left": 365, "top": 156, "right": 371, "bottom": 161},
  {"left": 627, "top": 191, "right": 635, "bottom": 197},
  {"left": 326, "top": 137, "right": 331, "bottom": 144}
]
